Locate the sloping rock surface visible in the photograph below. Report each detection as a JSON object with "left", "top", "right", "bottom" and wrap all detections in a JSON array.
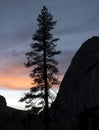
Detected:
[{"left": 51, "top": 36, "right": 99, "bottom": 130}]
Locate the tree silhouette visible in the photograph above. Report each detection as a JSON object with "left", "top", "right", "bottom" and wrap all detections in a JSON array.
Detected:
[{"left": 20, "top": 6, "right": 61, "bottom": 117}]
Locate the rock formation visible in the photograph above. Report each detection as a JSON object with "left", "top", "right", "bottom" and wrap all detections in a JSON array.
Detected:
[
  {"left": 0, "top": 95, "right": 28, "bottom": 130},
  {"left": 51, "top": 36, "right": 99, "bottom": 130},
  {"left": 0, "top": 95, "right": 6, "bottom": 107}
]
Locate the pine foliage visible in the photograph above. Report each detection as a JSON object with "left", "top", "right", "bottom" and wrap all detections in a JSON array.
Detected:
[{"left": 20, "top": 6, "right": 61, "bottom": 113}]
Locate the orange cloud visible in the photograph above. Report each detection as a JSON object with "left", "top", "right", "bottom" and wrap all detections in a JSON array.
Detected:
[
  {"left": 0, "top": 63, "right": 33, "bottom": 89},
  {"left": 0, "top": 75, "right": 32, "bottom": 89},
  {"left": 0, "top": 62, "right": 63, "bottom": 90}
]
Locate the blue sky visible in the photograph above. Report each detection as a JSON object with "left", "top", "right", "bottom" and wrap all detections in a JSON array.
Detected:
[{"left": 0, "top": 0, "right": 99, "bottom": 109}]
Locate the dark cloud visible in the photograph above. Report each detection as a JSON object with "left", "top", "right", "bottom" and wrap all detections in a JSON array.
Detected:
[
  {"left": 0, "top": 0, "right": 99, "bottom": 88},
  {"left": 0, "top": 0, "right": 41, "bottom": 51},
  {"left": 54, "top": 9, "right": 99, "bottom": 36},
  {"left": 0, "top": 48, "right": 26, "bottom": 66},
  {"left": 0, "top": 0, "right": 99, "bottom": 52}
]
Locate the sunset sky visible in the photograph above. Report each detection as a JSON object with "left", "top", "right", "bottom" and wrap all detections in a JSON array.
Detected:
[{"left": 0, "top": 0, "right": 99, "bottom": 109}]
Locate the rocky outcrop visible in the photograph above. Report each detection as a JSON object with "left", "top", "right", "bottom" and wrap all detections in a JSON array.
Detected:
[
  {"left": 0, "top": 95, "right": 28, "bottom": 130},
  {"left": 51, "top": 36, "right": 99, "bottom": 130},
  {"left": 0, "top": 95, "right": 6, "bottom": 107}
]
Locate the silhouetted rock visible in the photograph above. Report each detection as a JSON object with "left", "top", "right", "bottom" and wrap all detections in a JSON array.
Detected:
[
  {"left": 51, "top": 36, "right": 99, "bottom": 130},
  {"left": 0, "top": 95, "right": 6, "bottom": 107},
  {"left": 0, "top": 95, "right": 29, "bottom": 130}
]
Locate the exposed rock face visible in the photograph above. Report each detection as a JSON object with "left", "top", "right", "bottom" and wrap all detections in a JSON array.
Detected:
[{"left": 51, "top": 36, "right": 99, "bottom": 130}]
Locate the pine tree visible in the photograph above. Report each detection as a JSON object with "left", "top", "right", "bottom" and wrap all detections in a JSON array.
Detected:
[{"left": 20, "top": 6, "right": 61, "bottom": 114}]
